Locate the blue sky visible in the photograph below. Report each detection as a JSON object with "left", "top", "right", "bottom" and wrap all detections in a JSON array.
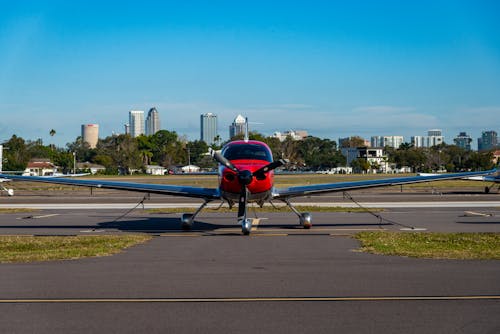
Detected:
[{"left": 1, "top": 0, "right": 499, "bottom": 147}]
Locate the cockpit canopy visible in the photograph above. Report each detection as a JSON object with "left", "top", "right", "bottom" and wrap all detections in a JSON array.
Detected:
[{"left": 222, "top": 143, "right": 273, "bottom": 162}]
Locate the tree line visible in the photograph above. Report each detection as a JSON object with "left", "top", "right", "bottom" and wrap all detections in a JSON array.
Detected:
[{"left": 1, "top": 132, "right": 496, "bottom": 174}]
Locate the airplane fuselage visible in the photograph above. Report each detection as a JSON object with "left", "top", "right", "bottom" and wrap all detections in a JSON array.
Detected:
[{"left": 218, "top": 140, "right": 275, "bottom": 205}]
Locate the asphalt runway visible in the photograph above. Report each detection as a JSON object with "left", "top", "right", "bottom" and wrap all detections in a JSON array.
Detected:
[{"left": 0, "top": 195, "right": 499, "bottom": 333}]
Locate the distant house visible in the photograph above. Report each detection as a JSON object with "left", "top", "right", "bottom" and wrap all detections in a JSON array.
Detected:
[
  {"left": 493, "top": 150, "right": 500, "bottom": 165},
  {"left": 145, "top": 165, "right": 167, "bottom": 175},
  {"left": 341, "top": 147, "right": 389, "bottom": 173},
  {"left": 76, "top": 162, "right": 106, "bottom": 175},
  {"left": 23, "top": 159, "right": 58, "bottom": 176},
  {"left": 181, "top": 165, "right": 200, "bottom": 173}
]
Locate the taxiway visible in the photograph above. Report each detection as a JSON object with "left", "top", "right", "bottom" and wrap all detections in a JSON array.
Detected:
[{"left": 0, "top": 192, "right": 499, "bottom": 333}]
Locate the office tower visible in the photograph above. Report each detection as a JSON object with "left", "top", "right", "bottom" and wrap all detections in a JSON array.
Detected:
[
  {"left": 124, "top": 124, "right": 130, "bottom": 135},
  {"left": 371, "top": 136, "right": 404, "bottom": 148},
  {"left": 0, "top": 145, "right": 2, "bottom": 172},
  {"left": 427, "top": 129, "right": 444, "bottom": 147},
  {"left": 453, "top": 132, "right": 472, "bottom": 150},
  {"left": 81, "top": 124, "right": 99, "bottom": 149},
  {"left": 411, "top": 129, "right": 444, "bottom": 148},
  {"left": 229, "top": 114, "right": 246, "bottom": 139},
  {"left": 200, "top": 113, "right": 218, "bottom": 145},
  {"left": 478, "top": 130, "right": 498, "bottom": 151},
  {"left": 145, "top": 107, "right": 161, "bottom": 136},
  {"left": 129, "top": 110, "right": 145, "bottom": 138}
]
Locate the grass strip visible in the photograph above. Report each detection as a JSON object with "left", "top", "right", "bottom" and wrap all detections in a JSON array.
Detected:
[
  {"left": 355, "top": 231, "right": 500, "bottom": 260},
  {"left": 0, "top": 234, "right": 152, "bottom": 263},
  {"left": 146, "top": 206, "right": 384, "bottom": 214}
]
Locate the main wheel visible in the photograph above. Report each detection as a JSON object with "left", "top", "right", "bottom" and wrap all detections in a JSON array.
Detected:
[
  {"left": 181, "top": 213, "right": 194, "bottom": 230},
  {"left": 300, "top": 213, "right": 312, "bottom": 229}
]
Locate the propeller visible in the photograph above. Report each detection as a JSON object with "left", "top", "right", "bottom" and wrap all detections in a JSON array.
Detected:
[
  {"left": 253, "top": 159, "right": 288, "bottom": 179},
  {"left": 209, "top": 148, "right": 238, "bottom": 172},
  {"left": 209, "top": 148, "right": 287, "bottom": 233}
]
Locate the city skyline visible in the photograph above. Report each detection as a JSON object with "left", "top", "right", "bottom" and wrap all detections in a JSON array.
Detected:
[{"left": 1, "top": 1, "right": 499, "bottom": 146}]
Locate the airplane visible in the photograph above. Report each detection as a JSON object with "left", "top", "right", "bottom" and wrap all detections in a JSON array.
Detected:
[
  {"left": 0, "top": 178, "right": 14, "bottom": 196},
  {"left": 465, "top": 175, "right": 500, "bottom": 193},
  {"left": 419, "top": 171, "right": 500, "bottom": 193},
  {"left": 0, "top": 139, "right": 497, "bottom": 234}
]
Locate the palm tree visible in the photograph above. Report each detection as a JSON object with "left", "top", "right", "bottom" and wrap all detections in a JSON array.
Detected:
[{"left": 49, "top": 129, "right": 56, "bottom": 150}]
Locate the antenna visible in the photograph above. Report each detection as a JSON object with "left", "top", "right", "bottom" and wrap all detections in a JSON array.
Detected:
[{"left": 244, "top": 117, "right": 249, "bottom": 142}]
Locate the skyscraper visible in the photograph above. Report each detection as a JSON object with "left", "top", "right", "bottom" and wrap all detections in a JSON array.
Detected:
[
  {"left": 229, "top": 114, "right": 246, "bottom": 139},
  {"left": 478, "top": 130, "right": 498, "bottom": 151},
  {"left": 146, "top": 107, "right": 161, "bottom": 136},
  {"left": 411, "top": 129, "right": 444, "bottom": 148},
  {"left": 370, "top": 136, "right": 404, "bottom": 148},
  {"left": 129, "top": 110, "right": 144, "bottom": 138},
  {"left": 81, "top": 124, "right": 99, "bottom": 148},
  {"left": 200, "top": 113, "right": 218, "bottom": 145},
  {"left": 453, "top": 132, "right": 472, "bottom": 150}
]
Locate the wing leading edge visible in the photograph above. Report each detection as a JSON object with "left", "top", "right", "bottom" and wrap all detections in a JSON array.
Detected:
[
  {"left": 273, "top": 169, "right": 498, "bottom": 198},
  {"left": 0, "top": 174, "right": 220, "bottom": 200}
]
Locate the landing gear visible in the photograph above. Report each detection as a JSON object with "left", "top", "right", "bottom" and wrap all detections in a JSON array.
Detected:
[
  {"left": 241, "top": 219, "right": 252, "bottom": 235},
  {"left": 181, "top": 213, "right": 194, "bottom": 230},
  {"left": 484, "top": 183, "right": 500, "bottom": 194},
  {"left": 180, "top": 200, "right": 209, "bottom": 230},
  {"left": 284, "top": 199, "right": 312, "bottom": 229},
  {"left": 299, "top": 212, "right": 312, "bottom": 229}
]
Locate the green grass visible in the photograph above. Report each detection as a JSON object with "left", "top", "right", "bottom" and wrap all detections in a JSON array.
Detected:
[
  {"left": 146, "top": 206, "right": 384, "bottom": 214},
  {"left": 355, "top": 232, "right": 500, "bottom": 260},
  {"left": 0, "top": 234, "right": 152, "bottom": 263}
]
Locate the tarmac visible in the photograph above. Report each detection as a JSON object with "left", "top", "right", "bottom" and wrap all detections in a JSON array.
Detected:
[{"left": 0, "top": 191, "right": 499, "bottom": 333}]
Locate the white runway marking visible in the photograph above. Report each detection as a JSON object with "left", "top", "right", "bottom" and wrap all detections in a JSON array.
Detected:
[{"left": 16, "top": 214, "right": 60, "bottom": 220}]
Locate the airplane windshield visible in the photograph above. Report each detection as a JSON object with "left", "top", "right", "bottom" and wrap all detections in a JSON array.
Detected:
[{"left": 222, "top": 144, "right": 273, "bottom": 162}]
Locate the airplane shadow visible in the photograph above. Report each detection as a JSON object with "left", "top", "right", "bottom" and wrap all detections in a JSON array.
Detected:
[
  {"left": 98, "top": 217, "right": 224, "bottom": 233},
  {"left": 1, "top": 216, "right": 393, "bottom": 234},
  {"left": 96, "top": 217, "right": 392, "bottom": 233}
]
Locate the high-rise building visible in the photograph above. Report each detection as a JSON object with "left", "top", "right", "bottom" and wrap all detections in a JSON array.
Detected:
[
  {"left": 81, "top": 124, "right": 99, "bottom": 148},
  {"left": 271, "top": 130, "right": 308, "bottom": 142},
  {"left": 370, "top": 136, "right": 404, "bottom": 148},
  {"left": 453, "top": 132, "right": 472, "bottom": 150},
  {"left": 478, "top": 130, "right": 498, "bottom": 151},
  {"left": 124, "top": 123, "right": 130, "bottom": 135},
  {"left": 229, "top": 114, "right": 246, "bottom": 139},
  {"left": 0, "top": 144, "right": 3, "bottom": 172},
  {"left": 411, "top": 129, "right": 444, "bottom": 148},
  {"left": 200, "top": 113, "right": 218, "bottom": 145},
  {"left": 145, "top": 107, "right": 161, "bottom": 136},
  {"left": 129, "top": 110, "right": 145, "bottom": 138}
]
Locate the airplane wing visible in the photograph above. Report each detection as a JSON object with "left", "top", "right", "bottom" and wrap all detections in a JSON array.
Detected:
[
  {"left": 273, "top": 169, "right": 497, "bottom": 198},
  {"left": 0, "top": 174, "right": 220, "bottom": 200},
  {"left": 466, "top": 175, "right": 500, "bottom": 183}
]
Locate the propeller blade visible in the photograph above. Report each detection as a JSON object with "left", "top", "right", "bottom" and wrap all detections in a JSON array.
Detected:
[
  {"left": 209, "top": 148, "right": 238, "bottom": 172},
  {"left": 253, "top": 159, "right": 288, "bottom": 179}
]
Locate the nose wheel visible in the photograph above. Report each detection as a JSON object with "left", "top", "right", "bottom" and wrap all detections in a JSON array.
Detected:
[{"left": 241, "top": 219, "right": 252, "bottom": 235}]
